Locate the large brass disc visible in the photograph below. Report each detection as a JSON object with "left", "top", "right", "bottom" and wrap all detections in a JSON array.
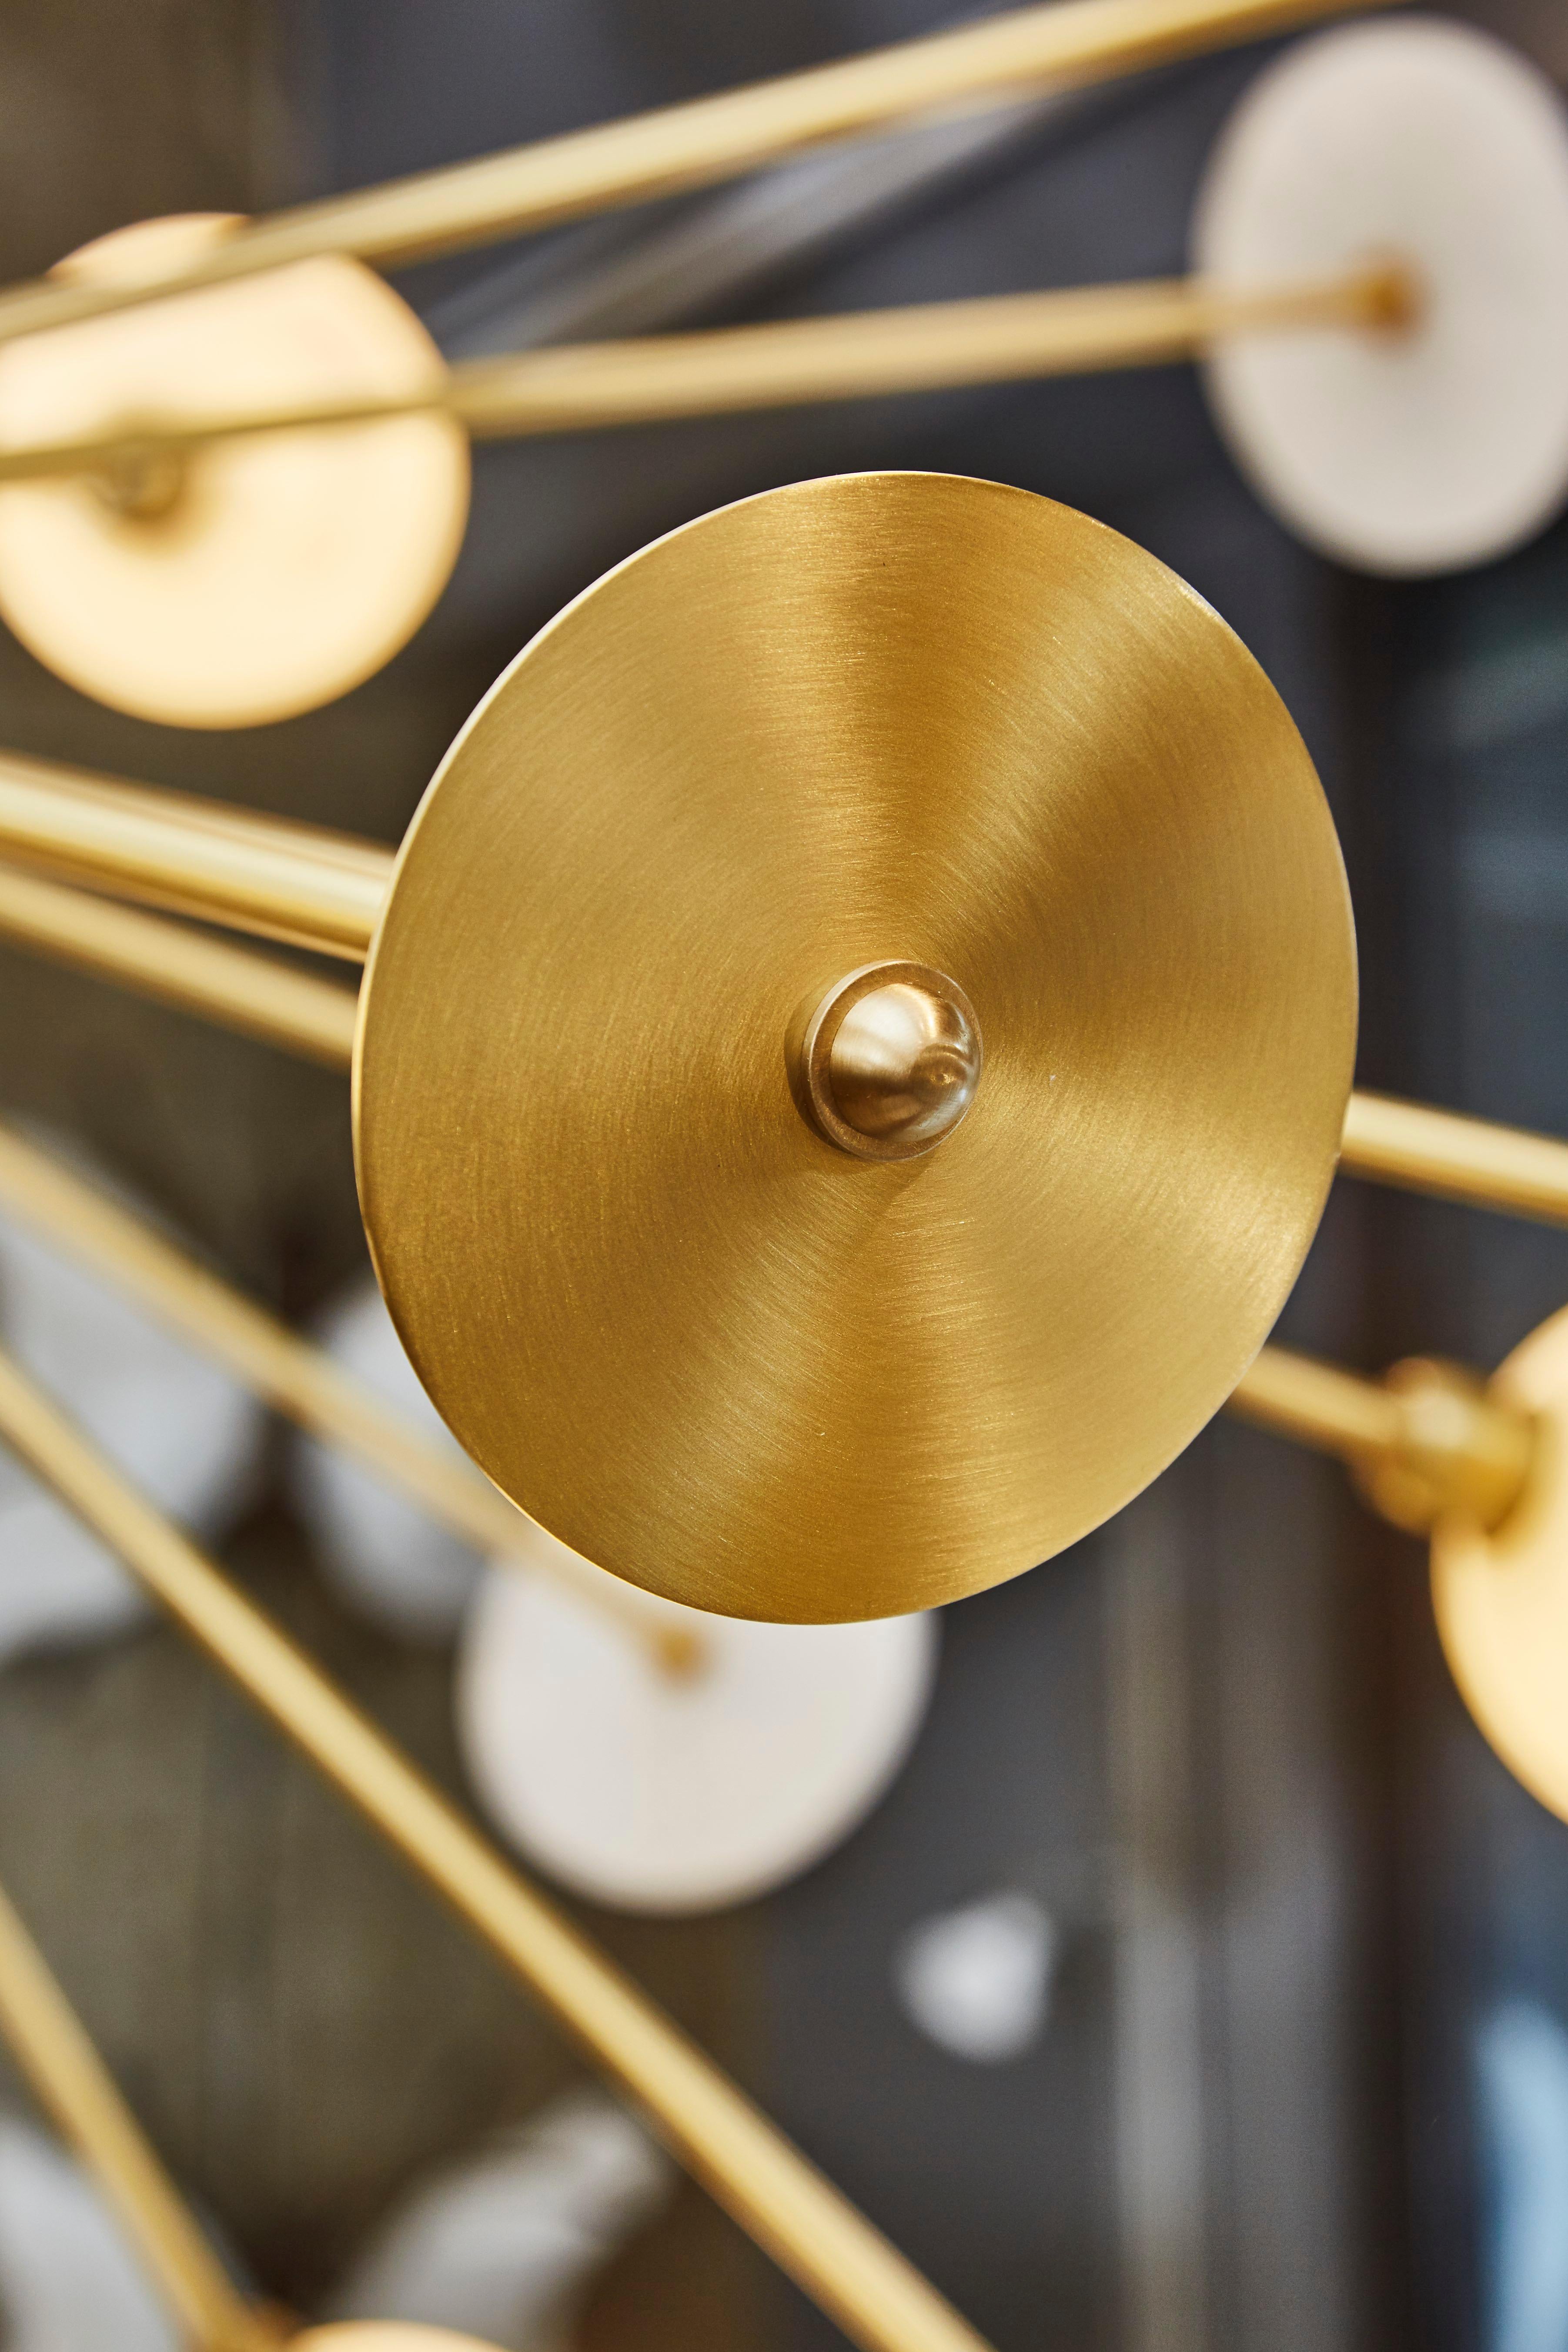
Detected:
[
  {"left": 355, "top": 473, "right": 1357, "bottom": 1623},
  {"left": 1432, "top": 1306, "right": 1568, "bottom": 1822},
  {"left": 0, "top": 216, "right": 469, "bottom": 728}
]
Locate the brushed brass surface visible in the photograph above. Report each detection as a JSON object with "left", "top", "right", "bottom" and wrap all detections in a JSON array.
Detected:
[
  {"left": 0, "top": 216, "right": 468, "bottom": 728},
  {"left": 0, "top": 266, "right": 1400, "bottom": 484},
  {"left": 0, "top": 750, "right": 391, "bottom": 959},
  {"left": 802, "top": 962, "right": 983, "bottom": 1161},
  {"left": 0, "top": 863, "right": 359, "bottom": 1066},
  {"left": 1431, "top": 1306, "right": 1568, "bottom": 1826},
  {"left": 0, "top": 1122, "right": 692, "bottom": 1672},
  {"left": 356, "top": 472, "right": 1357, "bottom": 1622},
  {"left": 0, "top": 1875, "right": 280, "bottom": 2352},
  {"left": 0, "top": 1344, "right": 995, "bottom": 2352},
  {"left": 0, "top": 0, "right": 1384, "bottom": 348},
  {"left": 1230, "top": 1344, "right": 1534, "bottom": 1533},
  {"left": 1341, "top": 1089, "right": 1568, "bottom": 1228}
]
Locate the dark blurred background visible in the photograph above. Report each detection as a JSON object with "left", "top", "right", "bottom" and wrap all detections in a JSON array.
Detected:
[{"left": 1, "top": 5, "right": 1568, "bottom": 2349}]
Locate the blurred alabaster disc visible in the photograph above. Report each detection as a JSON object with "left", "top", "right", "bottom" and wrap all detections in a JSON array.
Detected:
[
  {"left": 458, "top": 1529, "right": 938, "bottom": 1915},
  {"left": 1431, "top": 1303, "right": 1568, "bottom": 1829},
  {"left": 1195, "top": 18, "right": 1568, "bottom": 574},
  {"left": 0, "top": 215, "right": 468, "bottom": 728},
  {"left": 0, "top": 1155, "right": 261, "bottom": 1663},
  {"left": 893, "top": 1891, "right": 1056, "bottom": 2064},
  {"left": 331, "top": 2091, "right": 671, "bottom": 2351},
  {"left": 0, "top": 2118, "right": 177, "bottom": 2352},
  {"left": 0, "top": 2092, "right": 664, "bottom": 2352},
  {"left": 291, "top": 1276, "right": 484, "bottom": 1641}
]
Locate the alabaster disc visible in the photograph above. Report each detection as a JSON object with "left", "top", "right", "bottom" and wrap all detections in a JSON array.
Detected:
[
  {"left": 1194, "top": 19, "right": 1568, "bottom": 575},
  {"left": 458, "top": 1529, "right": 937, "bottom": 1913},
  {"left": 1432, "top": 1305, "right": 1568, "bottom": 1823},
  {"left": 0, "top": 214, "right": 468, "bottom": 725}
]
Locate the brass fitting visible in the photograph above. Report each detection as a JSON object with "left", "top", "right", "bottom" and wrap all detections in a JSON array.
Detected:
[{"left": 1349, "top": 1356, "right": 1535, "bottom": 1536}]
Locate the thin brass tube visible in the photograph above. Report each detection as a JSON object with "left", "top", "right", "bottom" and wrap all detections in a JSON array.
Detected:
[
  {"left": 1341, "top": 1089, "right": 1568, "bottom": 1229},
  {"left": 0, "top": 267, "right": 1399, "bottom": 485},
  {"left": 0, "top": 865, "right": 358, "bottom": 1067},
  {"left": 1229, "top": 1345, "right": 1402, "bottom": 1457},
  {"left": 0, "top": 0, "right": 1381, "bottom": 349},
  {"left": 0, "top": 1346, "right": 993, "bottom": 2352},
  {"left": 0, "top": 1121, "right": 694, "bottom": 1674},
  {"left": 0, "top": 752, "right": 389, "bottom": 960},
  {"left": 10, "top": 782, "right": 1568, "bottom": 1246},
  {"left": 0, "top": 1878, "right": 277, "bottom": 2352}
]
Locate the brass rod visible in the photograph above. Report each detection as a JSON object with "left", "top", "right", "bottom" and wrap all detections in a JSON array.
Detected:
[
  {"left": 1341, "top": 1089, "right": 1568, "bottom": 1229},
  {"left": 0, "top": 267, "right": 1401, "bottom": 487},
  {"left": 0, "top": 0, "right": 1383, "bottom": 349},
  {"left": 1228, "top": 1345, "right": 1402, "bottom": 1458},
  {"left": 0, "top": 1346, "right": 993, "bottom": 2352},
  {"left": 11, "top": 784, "right": 1568, "bottom": 1248},
  {"left": 0, "top": 1120, "right": 695, "bottom": 1675},
  {"left": 0, "top": 864, "right": 358, "bottom": 1067},
  {"left": 0, "top": 752, "right": 389, "bottom": 960},
  {"left": 0, "top": 1877, "right": 275, "bottom": 2352},
  {"left": 454, "top": 267, "right": 1401, "bottom": 430}
]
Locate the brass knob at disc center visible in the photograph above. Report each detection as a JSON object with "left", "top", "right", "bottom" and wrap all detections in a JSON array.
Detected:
[
  {"left": 355, "top": 472, "right": 1356, "bottom": 1624},
  {"left": 802, "top": 961, "right": 983, "bottom": 1161}
]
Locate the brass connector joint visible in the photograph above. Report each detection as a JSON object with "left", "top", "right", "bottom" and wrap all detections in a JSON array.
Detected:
[{"left": 1350, "top": 1357, "right": 1535, "bottom": 1537}]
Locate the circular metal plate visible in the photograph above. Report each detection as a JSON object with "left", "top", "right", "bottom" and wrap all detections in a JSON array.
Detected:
[
  {"left": 1432, "top": 1306, "right": 1568, "bottom": 1822},
  {"left": 0, "top": 215, "right": 469, "bottom": 727},
  {"left": 459, "top": 1539, "right": 936, "bottom": 1914},
  {"left": 356, "top": 472, "right": 1356, "bottom": 1622},
  {"left": 1194, "top": 20, "right": 1568, "bottom": 577}
]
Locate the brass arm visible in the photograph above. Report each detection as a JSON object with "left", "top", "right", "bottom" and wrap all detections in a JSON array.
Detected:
[
  {"left": 0, "top": 266, "right": 1403, "bottom": 488},
  {"left": 0, "top": 752, "right": 389, "bottom": 960},
  {"left": 0, "top": 0, "right": 1381, "bottom": 348},
  {"left": 1341, "top": 1090, "right": 1568, "bottom": 1230},
  {"left": 0, "top": 1877, "right": 279, "bottom": 2352},
  {"left": 5, "top": 770, "right": 1568, "bottom": 1237},
  {"left": 0, "top": 864, "right": 358, "bottom": 1067},
  {"left": 0, "top": 1122, "right": 695, "bottom": 1675},
  {"left": 0, "top": 1345, "right": 992, "bottom": 2352}
]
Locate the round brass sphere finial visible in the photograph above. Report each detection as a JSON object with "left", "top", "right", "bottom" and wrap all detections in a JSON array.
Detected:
[{"left": 801, "top": 962, "right": 982, "bottom": 1161}]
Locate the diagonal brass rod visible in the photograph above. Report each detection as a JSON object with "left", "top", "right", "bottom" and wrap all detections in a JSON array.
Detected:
[
  {"left": 0, "top": 1876, "right": 277, "bottom": 2352},
  {"left": 5, "top": 776, "right": 1568, "bottom": 1233},
  {"left": 0, "top": 267, "right": 1400, "bottom": 489},
  {"left": 0, "top": 1344, "right": 994, "bottom": 2352},
  {"left": 1340, "top": 1091, "right": 1568, "bottom": 1230},
  {"left": 0, "top": 864, "right": 359, "bottom": 1066},
  {"left": 1229, "top": 1345, "right": 1402, "bottom": 1456},
  {"left": 0, "top": 0, "right": 1382, "bottom": 350},
  {"left": 0, "top": 1107, "right": 1529, "bottom": 1613},
  {"left": 0, "top": 752, "right": 389, "bottom": 959},
  {"left": 0, "top": 1121, "right": 695, "bottom": 1674}
]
